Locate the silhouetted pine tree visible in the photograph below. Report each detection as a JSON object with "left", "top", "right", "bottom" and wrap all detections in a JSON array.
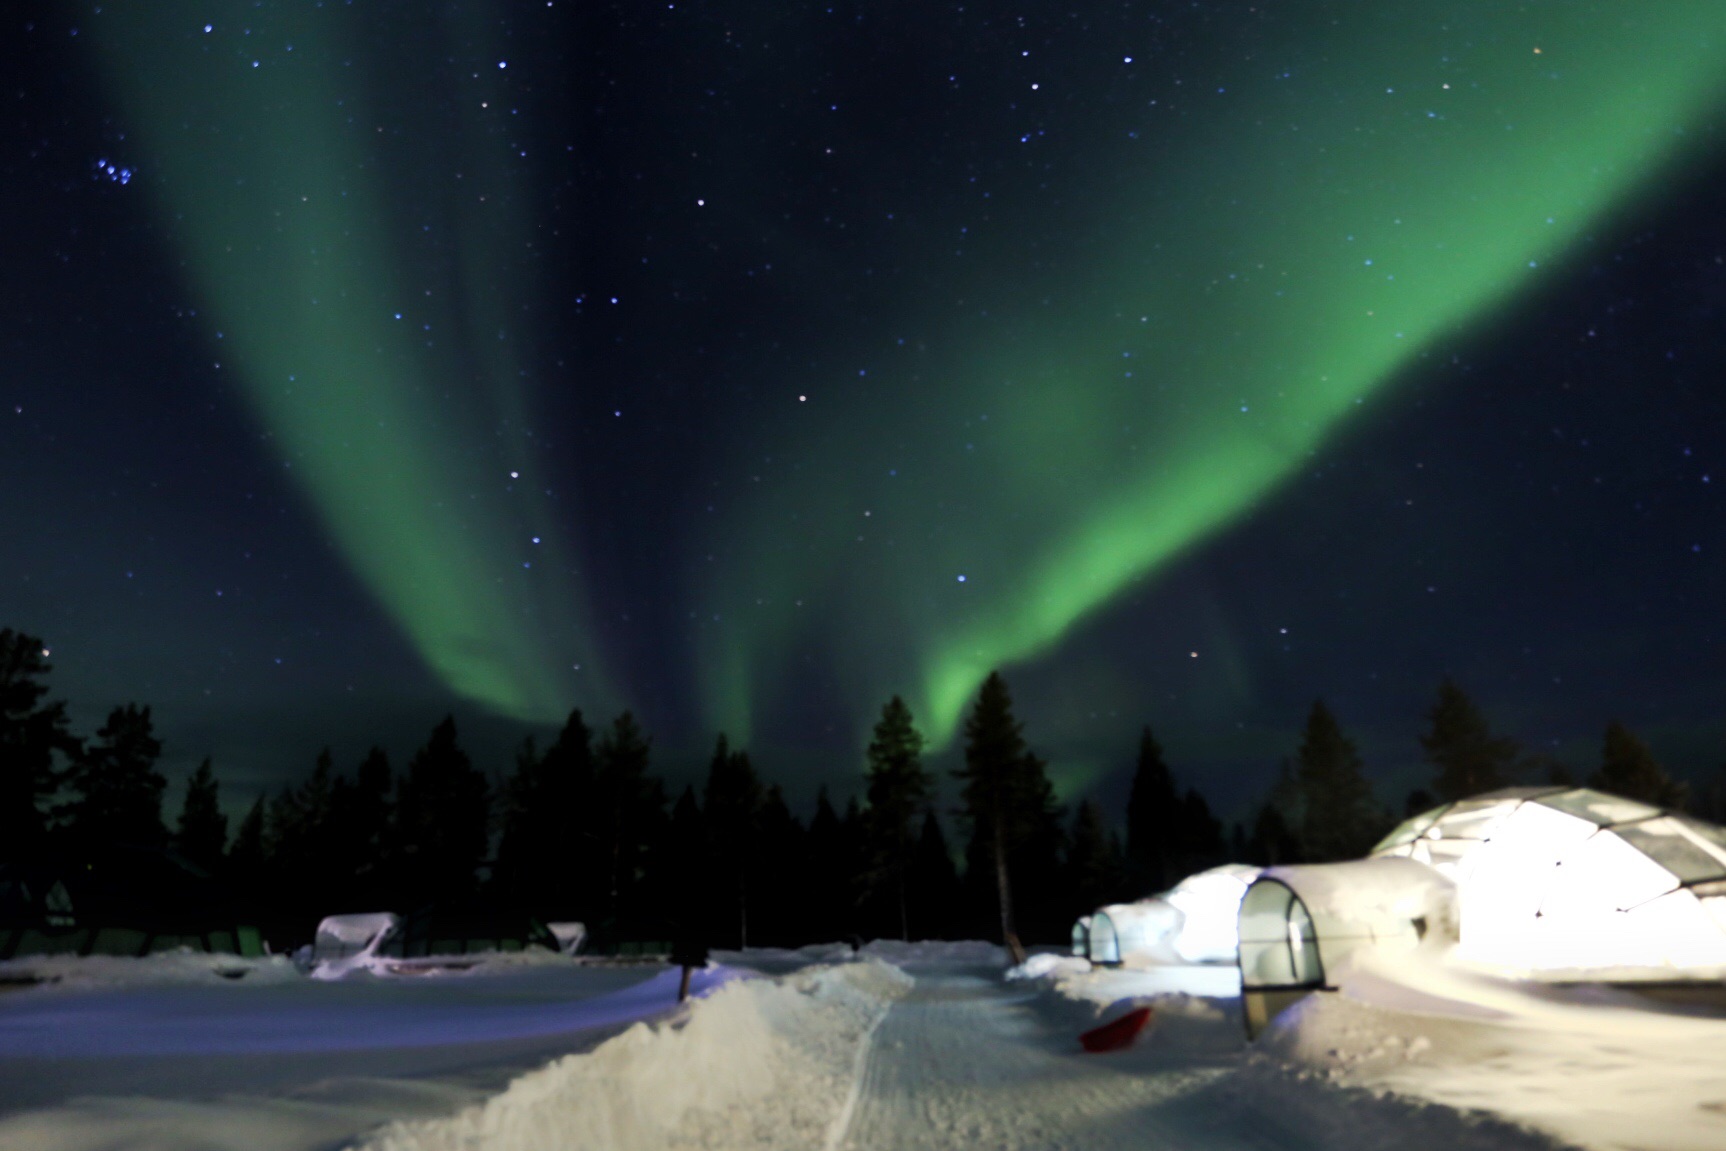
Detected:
[
  {"left": 1246, "top": 799, "right": 1302, "bottom": 866},
  {"left": 1294, "top": 700, "right": 1383, "bottom": 861},
  {"left": 227, "top": 795, "right": 268, "bottom": 888},
  {"left": 268, "top": 748, "right": 336, "bottom": 888},
  {"left": 839, "top": 796, "right": 868, "bottom": 937},
  {"left": 665, "top": 783, "right": 707, "bottom": 934},
  {"left": 590, "top": 712, "right": 665, "bottom": 940},
  {"left": 1124, "top": 727, "right": 1181, "bottom": 892},
  {"left": 1176, "top": 787, "right": 1226, "bottom": 876},
  {"left": 61, "top": 704, "right": 167, "bottom": 852},
  {"left": 0, "top": 629, "right": 80, "bottom": 854},
  {"left": 906, "top": 809, "right": 961, "bottom": 939},
  {"left": 326, "top": 746, "right": 393, "bottom": 905},
  {"left": 1591, "top": 721, "right": 1687, "bottom": 808},
  {"left": 493, "top": 709, "right": 594, "bottom": 915},
  {"left": 863, "top": 695, "right": 932, "bottom": 941},
  {"left": 394, "top": 716, "right": 490, "bottom": 904},
  {"left": 1421, "top": 679, "right": 1519, "bottom": 801},
  {"left": 752, "top": 784, "right": 805, "bottom": 945},
  {"left": 953, "top": 672, "right": 1062, "bottom": 949},
  {"left": 805, "top": 786, "right": 855, "bottom": 942},
  {"left": 703, "top": 733, "right": 762, "bottom": 948},
  {"left": 174, "top": 758, "right": 227, "bottom": 873},
  {"left": 1065, "top": 799, "right": 1126, "bottom": 918}
]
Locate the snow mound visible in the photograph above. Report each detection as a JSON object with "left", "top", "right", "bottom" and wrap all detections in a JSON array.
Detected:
[
  {"left": 0, "top": 948, "right": 300, "bottom": 993},
  {"left": 1006, "top": 953, "right": 1091, "bottom": 981},
  {"left": 354, "top": 959, "right": 912, "bottom": 1151},
  {"left": 1258, "top": 947, "right": 1726, "bottom": 1151}
]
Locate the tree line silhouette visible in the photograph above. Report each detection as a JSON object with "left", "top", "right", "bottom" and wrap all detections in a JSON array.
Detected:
[{"left": 1, "top": 627, "right": 1712, "bottom": 952}]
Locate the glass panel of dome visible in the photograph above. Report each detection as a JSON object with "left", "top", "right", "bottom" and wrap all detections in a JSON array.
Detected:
[
  {"left": 1616, "top": 819, "right": 1726, "bottom": 885},
  {"left": 1538, "top": 789, "right": 1662, "bottom": 827},
  {"left": 1373, "top": 810, "right": 1444, "bottom": 852},
  {"left": 1428, "top": 797, "right": 1519, "bottom": 841},
  {"left": 1675, "top": 816, "right": 1726, "bottom": 859}
]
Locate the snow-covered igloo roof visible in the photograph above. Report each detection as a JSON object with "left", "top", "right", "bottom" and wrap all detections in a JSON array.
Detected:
[{"left": 1371, "top": 787, "right": 1726, "bottom": 975}]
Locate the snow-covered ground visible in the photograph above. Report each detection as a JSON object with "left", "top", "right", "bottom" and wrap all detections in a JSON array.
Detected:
[
  {"left": 4, "top": 941, "right": 1724, "bottom": 1150},
  {"left": 0, "top": 950, "right": 722, "bottom": 1150},
  {"left": 1260, "top": 949, "right": 1726, "bottom": 1151}
]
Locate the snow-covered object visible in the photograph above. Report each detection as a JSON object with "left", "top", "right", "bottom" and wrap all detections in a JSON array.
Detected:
[
  {"left": 547, "top": 922, "right": 586, "bottom": 956},
  {"left": 1373, "top": 787, "right": 1726, "bottom": 977},
  {"left": 309, "top": 912, "right": 400, "bottom": 979},
  {"left": 314, "top": 913, "right": 400, "bottom": 961},
  {"left": 1006, "top": 952, "right": 1092, "bottom": 981},
  {"left": 1162, "top": 863, "right": 1261, "bottom": 963}
]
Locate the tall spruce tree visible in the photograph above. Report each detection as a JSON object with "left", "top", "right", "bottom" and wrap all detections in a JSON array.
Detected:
[
  {"left": 805, "top": 786, "right": 855, "bottom": 942},
  {"left": 1421, "top": 679, "right": 1519, "bottom": 801},
  {"left": 590, "top": 712, "right": 664, "bottom": 938},
  {"left": 227, "top": 795, "right": 268, "bottom": 887},
  {"left": 0, "top": 629, "right": 80, "bottom": 853},
  {"left": 666, "top": 783, "right": 709, "bottom": 968},
  {"left": 953, "top": 671, "right": 1060, "bottom": 951},
  {"left": 269, "top": 748, "right": 336, "bottom": 882},
  {"left": 906, "top": 809, "right": 961, "bottom": 940},
  {"left": 1177, "top": 787, "right": 1226, "bottom": 875},
  {"left": 394, "top": 716, "right": 490, "bottom": 903},
  {"left": 703, "top": 733, "right": 763, "bottom": 948},
  {"left": 326, "top": 746, "right": 393, "bottom": 904},
  {"left": 61, "top": 704, "right": 167, "bottom": 852},
  {"left": 174, "top": 758, "right": 227, "bottom": 872},
  {"left": 1591, "top": 721, "right": 1687, "bottom": 808},
  {"left": 1065, "top": 799, "right": 1126, "bottom": 917},
  {"left": 1124, "top": 727, "right": 1181, "bottom": 892},
  {"left": 494, "top": 709, "right": 594, "bottom": 913},
  {"left": 863, "top": 695, "right": 932, "bottom": 941},
  {"left": 1294, "top": 700, "right": 1382, "bottom": 861},
  {"left": 1246, "top": 760, "right": 1303, "bottom": 865},
  {"left": 752, "top": 784, "right": 805, "bottom": 945}
]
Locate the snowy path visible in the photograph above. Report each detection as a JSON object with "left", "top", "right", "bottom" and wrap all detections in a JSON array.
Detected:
[{"left": 838, "top": 969, "right": 1571, "bottom": 1151}]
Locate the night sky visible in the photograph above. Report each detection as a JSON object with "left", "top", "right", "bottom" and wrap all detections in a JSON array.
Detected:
[{"left": 5, "top": 1, "right": 1725, "bottom": 821}]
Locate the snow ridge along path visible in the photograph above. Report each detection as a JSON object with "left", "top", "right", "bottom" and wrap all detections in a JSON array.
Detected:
[{"left": 358, "top": 959, "right": 913, "bottom": 1151}]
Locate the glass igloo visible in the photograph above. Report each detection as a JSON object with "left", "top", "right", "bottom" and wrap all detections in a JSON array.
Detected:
[{"left": 1371, "top": 787, "right": 1726, "bottom": 976}]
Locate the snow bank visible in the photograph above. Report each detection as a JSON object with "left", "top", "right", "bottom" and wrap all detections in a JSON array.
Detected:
[
  {"left": 355, "top": 959, "right": 913, "bottom": 1151},
  {"left": 1005, "top": 953, "right": 1091, "bottom": 981},
  {"left": 1259, "top": 947, "right": 1726, "bottom": 1151},
  {"left": 0, "top": 948, "right": 300, "bottom": 993}
]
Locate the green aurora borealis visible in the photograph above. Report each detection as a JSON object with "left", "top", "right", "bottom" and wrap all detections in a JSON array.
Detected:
[
  {"left": 93, "top": 2, "right": 610, "bottom": 721},
  {"left": 86, "top": 4, "right": 1726, "bottom": 753}
]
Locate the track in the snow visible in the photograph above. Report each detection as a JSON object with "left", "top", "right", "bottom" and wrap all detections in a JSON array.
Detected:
[{"left": 837, "top": 970, "right": 1576, "bottom": 1151}]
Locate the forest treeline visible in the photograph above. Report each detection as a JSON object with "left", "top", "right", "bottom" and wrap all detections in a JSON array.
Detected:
[{"left": 0, "top": 627, "right": 1712, "bottom": 950}]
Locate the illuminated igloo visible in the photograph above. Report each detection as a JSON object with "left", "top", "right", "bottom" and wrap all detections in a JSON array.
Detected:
[
  {"left": 1084, "top": 863, "right": 1260, "bottom": 966},
  {"left": 1371, "top": 786, "right": 1726, "bottom": 975}
]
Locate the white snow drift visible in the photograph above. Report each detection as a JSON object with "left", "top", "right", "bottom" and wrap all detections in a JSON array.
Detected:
[{"left": 356, "top": 960, "right": 912, "bottom": 1151}]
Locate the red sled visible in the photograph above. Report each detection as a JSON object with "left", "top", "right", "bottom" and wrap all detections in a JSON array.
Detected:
[{"left": 1079, "top": 1005, "right": 1153, "bottom": 1053}]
